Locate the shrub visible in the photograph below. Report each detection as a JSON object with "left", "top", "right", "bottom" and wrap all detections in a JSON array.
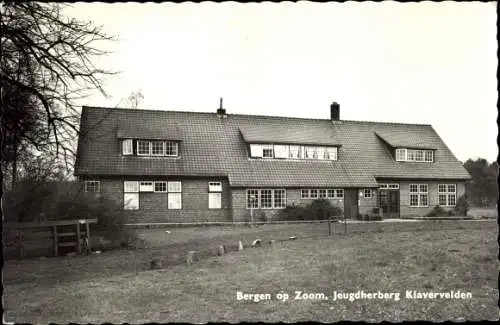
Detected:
[
  {"left": 277, "top": 199, "right": 343, "bottom": 221},
  {"left": 454, "top": 195, "right": 469, "bottom": 216},
  {"left": 4, "top": 179, "right": 138, "bottom": 248},
  {"left": 426, "top": 205, "right": 449, "bottom": 218}
]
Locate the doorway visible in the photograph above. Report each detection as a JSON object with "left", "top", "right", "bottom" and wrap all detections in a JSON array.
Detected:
[
  {"left": 378, "top": 189, "right": 400, "bottom": 218},
  {"left": 343, "top": 189, "right": 359, "bottom": 219}
]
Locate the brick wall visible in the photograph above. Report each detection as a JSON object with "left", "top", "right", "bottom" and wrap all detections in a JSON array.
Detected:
[
  {"left": 394, "top": 180, "right": 466, "bottom": 217},
  {"left": 85, "top": 177, "right": 231, "bottom": 223},
  {"left": 231, "top": 188, "right": 345, "bottom": 222}
]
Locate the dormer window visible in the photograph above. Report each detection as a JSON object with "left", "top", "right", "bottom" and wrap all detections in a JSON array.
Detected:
[
  {"left": 250, "top": 143, "right": 338, "bottom": 161},
  {"left": 122, "top": 139, "right": 179, "bottom": 157},
  {"left": 395, "top": 148, "right": 433, "bottom": 163}
]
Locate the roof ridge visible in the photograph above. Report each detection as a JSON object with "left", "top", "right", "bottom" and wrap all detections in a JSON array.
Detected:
[{"left": 82, "top": 105, "right": 431, "bottom": 126}]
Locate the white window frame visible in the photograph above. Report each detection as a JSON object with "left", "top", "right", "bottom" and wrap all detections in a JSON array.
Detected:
[
  {"left": 249, "top": 144, "right": 263, "bottom": 158},
  {"left": 167, "top": 181, "right": 182, "bottom": 209},
  {"left": 274, "top": 145, "right": 289, "bottom": 159},
  {"left": 151, "top": 141, "right": 165, "bottom": 156},
  {"left": 301, "top": 189, "right": 310, "bottom": 199},
  {"left": 262, "top": 144, "right": 274, "bottom": 159},
  {"left": 438, "top": 183, "right": 456, "bottom": 207},
  {"left": 425, "top": 150, "right": 434, "bottom": 162},
  {"left": 409, "top": 183, "right": 429, "bottom": 207},
  {"left": 139, "top": 181, "right": 154, "bottom": 192},
  {"left": 154, "top": 181, "right": 167, "bottom": 192},
  {"left": 122, "top": 139, "right": 133, "bottom": 155},
  {"left": 363, "top": 189, "right": 372, "bottom": 198},
  {"left": 289, "top": 145, "right": 301, "bottom": 159},
  {"left": 379, "top": 183, "right": 400, "bottom": 189},
  {"left": 137, "top": 140, "right": 151, "bottom": 156},
  {"left": 123, "top": 181, "right": 139, "bottom": 210},
  {"left": 208, "top": 181, "right": 222, "bottom": 209},
  {"left": 165, "top": 142, "right": 179, "bottom": 157},
  {"left": 395, "top": 148, "right": 407, "bottom": 161},
  {"left": 326, "top": 147, "right": 338, "bottom": 161},
  {"left": 246, "top": 189, "right": 286, "bottom": 209},
  {"left": 84, "top": 180, "right": 100, "bottom": 193},
  {"left": 274, "top": 189, "right": 286, "bottom": 209}
]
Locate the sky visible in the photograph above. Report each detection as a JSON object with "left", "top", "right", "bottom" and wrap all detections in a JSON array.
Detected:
[{"left": 64, "top": 1, "right": 497, "bottom": 163}]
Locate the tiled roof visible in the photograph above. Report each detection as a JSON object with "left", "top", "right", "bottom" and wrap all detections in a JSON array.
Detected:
[
  {"left": 239, "top": 124, "right": 342, "bottom": 146},
  {"left": 116, "top": 123, "right": 182, "bottom": 141},
  {"left": 74, "top": 106, "right": 471, "bottom": 186},
  {"left": 375, "top": 130, "right": 438, "bottom": 149}
]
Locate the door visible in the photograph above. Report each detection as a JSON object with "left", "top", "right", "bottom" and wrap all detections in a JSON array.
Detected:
[
  {"left": 343, "top": 189, "right": 359, "bottom": 219},
  {"left": 378, "top": 189, "right": 400, "bottom": 218}
]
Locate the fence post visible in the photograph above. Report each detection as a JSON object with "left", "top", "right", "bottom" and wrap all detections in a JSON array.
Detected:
[{"left": 343, "top": 213, "right": 347, "bottom": 235}]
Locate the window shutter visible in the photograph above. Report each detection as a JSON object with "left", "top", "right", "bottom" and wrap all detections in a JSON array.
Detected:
[
  {"left": 209, "top": 193, "right": 222, "bottom": 209},
  {"left": 122, "top": 139, "right": 133, "bottom": 155},
  {"left": 250, "top": 144, "right": 263, "bottom": 158}
]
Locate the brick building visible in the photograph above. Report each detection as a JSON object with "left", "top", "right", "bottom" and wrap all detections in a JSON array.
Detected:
[{"left": 74, "top": 103, "right": 471, "bottom": 224}]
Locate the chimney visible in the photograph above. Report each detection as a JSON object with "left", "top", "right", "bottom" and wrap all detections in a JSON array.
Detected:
[
  {"left": 330, "top": 101, "right": 340, "bottom": 121},
  {"left": 216, "top": 97, "right": 227, "bottom": 118}
]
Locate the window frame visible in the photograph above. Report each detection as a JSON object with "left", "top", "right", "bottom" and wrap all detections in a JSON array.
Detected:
[
  {"left": 84, "top": 180, "right": 100, "bottom": 193},
  {"left": 139, "top": 181, "right": 154, "bottom": 192},
  {"left": 123, "top": 181, "right": 139, "bottom": 210},
  {"left": 122, "top": 139, "right": 133, "bottom": 155},
  {"left": 409, "top": 183, "right": 429, "bottom": 207},
  {"left": 137, "top": 140, "right": 151, "bottom": 156},
  {"left": 438, "top": 183, "right": 457, "bottom": 207},
  {"left": 246, "top": 189, "right": 286, "bottom": 209},
  {"left": 363, "top": 189, "right": 372, "bottom": 198}
]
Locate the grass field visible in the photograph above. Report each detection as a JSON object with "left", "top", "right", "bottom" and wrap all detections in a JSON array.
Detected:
[{"left": 3, "top": 220, "right": 498, "bottom": 323}]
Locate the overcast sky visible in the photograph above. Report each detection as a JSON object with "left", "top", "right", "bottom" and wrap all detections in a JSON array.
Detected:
[{"left": 65, "top": 1, "right": 497, "bottom": 163}]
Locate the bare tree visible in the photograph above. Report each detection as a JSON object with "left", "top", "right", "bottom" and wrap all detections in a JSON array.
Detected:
[{"left": 1, "top": 2, "right": 117, "bottom": 185}]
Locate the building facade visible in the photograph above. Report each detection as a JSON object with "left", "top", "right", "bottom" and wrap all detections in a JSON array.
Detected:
[{"left": 74, "top": 103, "right": 471, "bottom": 224}]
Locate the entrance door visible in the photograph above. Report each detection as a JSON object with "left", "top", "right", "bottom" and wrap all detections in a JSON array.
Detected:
[
  {"left": 343, "top": 189, "right": 359, "bottom": 219},
  {"left": 378, "top": 189, "right": 400, "bottom": 218}
]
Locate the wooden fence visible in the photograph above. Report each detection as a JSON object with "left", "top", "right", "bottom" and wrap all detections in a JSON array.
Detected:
[{"left": 3, "top": 219, "right": 97, "bottom": 259}]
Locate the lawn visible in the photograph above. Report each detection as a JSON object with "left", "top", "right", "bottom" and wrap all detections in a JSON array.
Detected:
[{"left": 3, "top": 220, "right": 498, "bottom": 323}]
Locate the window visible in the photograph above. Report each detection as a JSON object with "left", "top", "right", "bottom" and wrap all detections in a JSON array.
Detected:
[
  {"left": 85, "top": 180, "right": 100, "bottom": 193},
  {"left": 151, "top": 141, "right": 165, "bottom": 156},
  {"left": 316, "top": 147, "right": 325, "bottom": 160},
  {"left": 415, "top": 150, "right": 424, "bottom": 162},
  {"left": 397, "top": 148, "right": 434, "bottom": 163},
  {"left": 153, "top": 181, "right": 181, "bottom": 209},
  {"left": 122, "top": 139, "right": 133, "bottom": 155},
  {"left": 250, "top": 144, "right": 263, "bottom": 158},
  {"left": 246, "top": 189, "right": 286, "bottom": 209},
  {"left": 208, "top": 182, "right": 222, "bottom": 209},
  {"left": 304, "top": 188, "right": 343, "bottom": 199},
  {"left": 327, "top": 189, "right": 335, "bottom": 198},
  {"left": 304, "top": 146, "right": 315, "bottom": 159},
  {"left": 137, "top": 141, "right": 151, "bottom": 156},
  {"left": 261, "top": 189, "right": 273, "bottom": 208},
  {"left": 319, "top": 189, "right": 327, "bottom": 198},
  {"left": 310, "top": 189, "right": 318, "bottom": 198},
  {"left": 364, "top": 189, "right": 372, "bottom": 198},
  {"left": 326, "top": 147, "right": 338, "bottom": 160},
  {"left": 380, "top": 183, "right": 400, "bottom": 189},
  {"left": 301, "top": 189, "right": 310, "bottom": 198},
  {"left": 409, "top": 184, "right": 428, "bottom": 207},
  {"left": 336, "top": 189, "right": 344, "bottom": 198},
  {"left": 274, "top": 145, "right": 288, "bottom": 159},
  {"left": 262, "top": 145, "right": 274, "bottom": 158},
  {"left": 167, "top": 181, "right": 182, "bottom": 209},
  {"left": 165, "top": 142, "right": 178, "bottom": 156},
  {"left": 134, "top": 140, "right": 178, "bottom": 157},
  {"left": 395, "top": 149, "right": 406, "bottom": 161},
  {"left": 274, "top": 189, "right": 286, "bottom": 208},
  {"left": 289, "top": 146, "right": 301, "bottom": 159},
  {"left": 247, "top": 189, "right": 260, "bottom": 208},
  {"left": 139, "top": 181, "right": 154, "bottom": 192},
  {"left": 438, "top": 184, "right": 456, "bottom": 206},
  {"left": 154, "top": 181, "right": 167, "bottom": 192},
  {"left": 124, "top": 181, "right": 139, "bottom": 210},
  {"left": 425, "top": 151, "right": 434, "bottom": 162}
]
